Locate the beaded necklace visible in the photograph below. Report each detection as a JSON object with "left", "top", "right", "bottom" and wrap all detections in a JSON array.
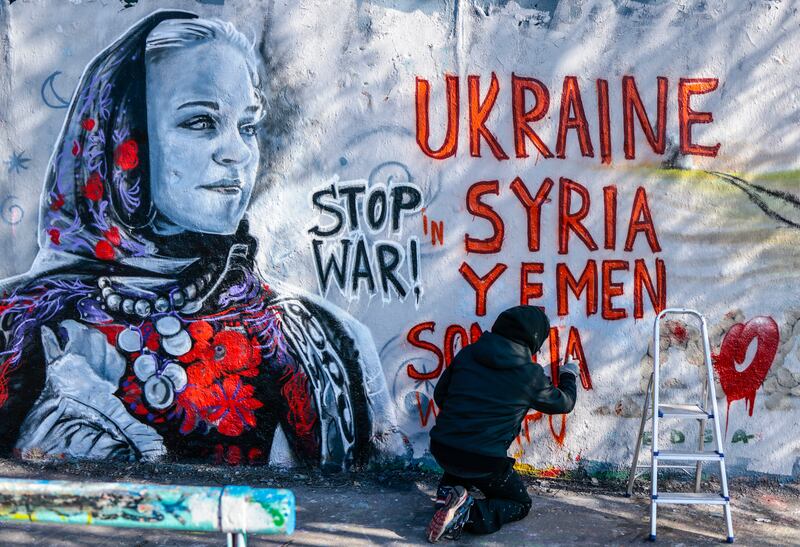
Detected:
[{"left": 96, "top": 250, "right": 235, "bottom": 410}]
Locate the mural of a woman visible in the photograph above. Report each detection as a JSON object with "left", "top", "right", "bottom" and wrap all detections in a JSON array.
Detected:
[{"left": 0, "top": 10, "right": 406, "bottom": 470}]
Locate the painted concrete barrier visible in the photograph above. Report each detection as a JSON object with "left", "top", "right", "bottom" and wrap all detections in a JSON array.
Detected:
[
  {"left": 2, "top": 1, "right": 800, "bottom": 480},
  {"left": 0, "top": 478, "right": 294, "bottom": 536}
]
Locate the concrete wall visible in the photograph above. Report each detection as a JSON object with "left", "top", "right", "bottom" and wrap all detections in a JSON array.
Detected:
[{"left": 1, "top": 0, "right": 798, "bottom": 477}]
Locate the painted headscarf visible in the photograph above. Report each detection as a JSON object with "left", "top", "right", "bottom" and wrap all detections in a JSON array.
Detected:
[
  {"left": 41, "top": 10, "right": 202, "bottom": 262},
  {"left": 0, "top": 10, "right": 209, "bottom": 409}
]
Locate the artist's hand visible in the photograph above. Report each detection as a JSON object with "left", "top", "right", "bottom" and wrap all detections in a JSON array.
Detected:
[
  {"left": 560, "top": 360, "right": 581, "bottom": 379},
  {"left": 41, "top": 319, "right": 126, "bottom": 389},
  {"left": 19, "top": 320, "right": 167, "bottom": 461}
]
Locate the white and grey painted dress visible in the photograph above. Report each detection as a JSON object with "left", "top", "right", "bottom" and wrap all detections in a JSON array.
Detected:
[{"left": 0, "top": 239, "right": 406, "bottom": 469}]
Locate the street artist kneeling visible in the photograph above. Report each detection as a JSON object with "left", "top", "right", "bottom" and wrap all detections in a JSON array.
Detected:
[{"left": 425, "top": 305, "right": 579, "bottom": 542}]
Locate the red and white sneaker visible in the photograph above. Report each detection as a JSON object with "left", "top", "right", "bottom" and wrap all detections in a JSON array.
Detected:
[
  {"left": 426, "top": 486, "right": 473, "bottom": 543},
  {"left": 432, "top": 485, "right": 450, "bottom": 507}
]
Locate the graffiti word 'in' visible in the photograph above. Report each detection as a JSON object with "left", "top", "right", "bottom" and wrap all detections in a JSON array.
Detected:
[
  {"left": 310, "top": 181, "right": 423, "bottom": 304},
  {"left": 421, "top": 209, "right": 444, "bottom": 246},
  {"left": 416, "top": 73, "right": 720, "bottom": 163}
]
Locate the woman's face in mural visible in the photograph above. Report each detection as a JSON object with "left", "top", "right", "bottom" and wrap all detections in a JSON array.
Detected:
[{"left": 146, "top": 41, "right": 261, "bottom": 235}]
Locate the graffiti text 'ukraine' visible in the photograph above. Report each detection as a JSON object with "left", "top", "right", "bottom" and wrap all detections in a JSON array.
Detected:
[{"left": 416, "top": 74, "right": 720, "bottom": 162}]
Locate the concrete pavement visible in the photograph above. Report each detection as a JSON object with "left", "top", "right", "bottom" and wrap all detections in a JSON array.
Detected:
[{"left": 0, "top": 459, "right": 797, "bottom": 545}]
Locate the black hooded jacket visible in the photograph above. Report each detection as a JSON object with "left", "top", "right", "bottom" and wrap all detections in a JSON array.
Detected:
[{"left": 430, "top": 306, "right": 577, "bottom": 459}]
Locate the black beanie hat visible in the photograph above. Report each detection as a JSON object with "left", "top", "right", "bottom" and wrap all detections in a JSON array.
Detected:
[{"left": 491, "top": 305, "right": 550, "bottom": 353}]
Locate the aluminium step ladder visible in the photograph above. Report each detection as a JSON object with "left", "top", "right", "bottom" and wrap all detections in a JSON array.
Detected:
[{"left": 626, "top": 308, "right": 734, "bottom": 543}]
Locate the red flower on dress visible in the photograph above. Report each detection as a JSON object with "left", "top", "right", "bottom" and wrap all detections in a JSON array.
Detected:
[
  {"left": 179, "top": 322, "right": 215, "bottom": 362},
  {"left": 179, "top": 321, "right": 261, "bottom": 377},
  {"left": 175, "top": 321, "right": 264, "bottom": 436},
  {"left": 176, "top": 380, "right": 214, "bottom": 434},
  {"left": 114, "top": 139, "right": 139, "bottom": 171},
  {"left": 215, "top": 330, "right": 262, "bottom": 376},
  {"left": 84, "top": 172, "right": 104, "bottom": 202},
  {"left": 104, "top": 226, "right": 121, "bottom": 246},
  {"left": 48, "top": 229, "right": 61, "bottom": 245},
  {"left": 281, "top": 370, "right": 317, "bottom": 439},
  {"left": 50, "top": 193, "right": 65, "bottom": 211},
  {"left": 206, "top": 375, "right": 263, "bottom": 437},
  {"left": 95, "top": 240, "right": 115, "bottom": 260}
]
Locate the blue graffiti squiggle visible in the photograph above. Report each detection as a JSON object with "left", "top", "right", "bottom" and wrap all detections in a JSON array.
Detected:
[
  {"left": 41, "top": 72, "right": 70, "bottom": 109},
  {"left": 1, "top": 195, "right": 24, "bottom": 225}
]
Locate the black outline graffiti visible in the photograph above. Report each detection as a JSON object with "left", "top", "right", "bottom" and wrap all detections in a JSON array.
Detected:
[
  {"left": 709, "top": 171, "right": 800, "bottom": 230},
  {"left": 309, "top": 180, "right": 423, "bottom": 303}
]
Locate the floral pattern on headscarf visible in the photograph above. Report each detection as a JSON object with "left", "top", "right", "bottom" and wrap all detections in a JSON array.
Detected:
[{"left": 39, "top": 11, "right": 199, "bottom": 262}]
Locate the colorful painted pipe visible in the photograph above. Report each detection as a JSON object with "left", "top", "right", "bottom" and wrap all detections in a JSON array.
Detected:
[{"left": 0, "top": 478, "right": 294, "bottom": 535}]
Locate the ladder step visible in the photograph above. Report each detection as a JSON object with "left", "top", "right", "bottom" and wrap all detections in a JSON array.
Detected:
[
  {"left": 654, "top": 450, "right": 723, "bottom": 461},
  {"left": 653, "top": 492, "right": 729, "bottom": 505},
  {"left": 658, "top": 404, "right": 713, "bottom": 419}
]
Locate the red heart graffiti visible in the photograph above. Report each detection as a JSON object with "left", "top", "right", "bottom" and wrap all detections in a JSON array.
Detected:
[{"left": 713, "top": 316, "right": 779, "bottom": 416}]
